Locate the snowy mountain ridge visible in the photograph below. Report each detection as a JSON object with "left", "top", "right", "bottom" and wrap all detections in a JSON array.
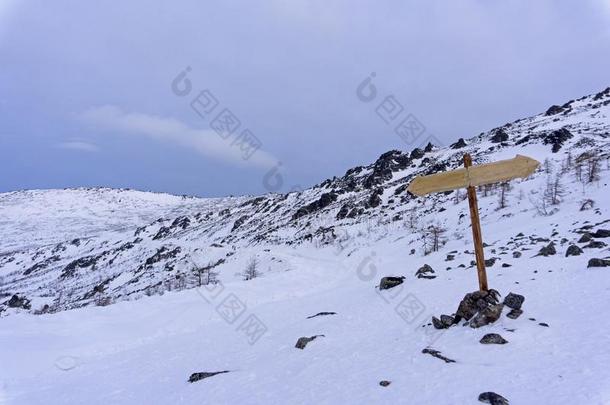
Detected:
[
  {"left": 1, "top": 86, "right": 609, "bottom": 315},
  {"left": 1, "top": 87, "right": 610, "bottom": 404}
]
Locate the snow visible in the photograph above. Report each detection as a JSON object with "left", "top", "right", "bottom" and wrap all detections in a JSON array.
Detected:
[{"left": 1, "top": 88, "right": 610, "bottom": 404}]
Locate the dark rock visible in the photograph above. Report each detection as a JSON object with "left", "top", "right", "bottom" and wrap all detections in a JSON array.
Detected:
[
  {"left": 450, "top": 138, "right": 467, "bottom": 149},
  {"left": 432, "top": 316, "right": 446, "bottom": 330},
  {"left": 306, "top": 312, "right": 336, "bottom": 319},
  {"left": 379, "top": 276, "right": 405, "bottom": 290},
  {"left": 430, "top": 314, "right": 455, "bottom": 330},
  {"left": 421, "top": 348, "right": 456, "bottom": 363},
  {"left": 470, "top": 304, "right": 504, "bottom": 328},
  {"left": 6, "top": 294, "right": 31, "bottom": 310},
  {"left": 410, "top": 148, "right": 425, "bottom": 160},
  {"left": 379, "top": 380, "right": 391, "bottom": 387},
  {"left": 584, "top": 241, "right": 607, "bottom": 249},
  {"left": 484, "top": 258, "right": 497, "bottom": 267},
  {"left": 512, "top": 251, "right": 522, "bottom": 259},
  {"left": 231, "top": 215, "right": 249, "bottom": 232},
  {"left": 543, "top": 128, "right": 573, "bottom": 153},
  {"left": 480, "top": 333, "right": 508, "bottom": 344},
  {"left": 539, "top": 322, "right": 549, "bottom": 327},
  {"left": 455, "top": 289, "right": 500, "bottom": 323},
  {"left": 415, "top": 264, "right": 436, "bottom": 279},
  {"left": 506, "top": 309, "right": 523, "bottom": 319},
  {"left": 446, "top": 254, "right": 455, "bottom": 261},
  {"left": 293, "top": 192, "right": 338, "bottom": 220},
  {"left": 478, "top": 391, "right": 509, "bottom": 405},
  {"left": 592, "top": 229, "right": 610, "bottom": 238},
  {"left": 501, "top": 263, "right": 512, "bottom": 268},
  {"left": 188, "top": 371, "right": 229, "bottom": 383},
  {"left": 578, "top": 233, "right": 593, "bottom": 243},
  {"left": 440, "top": 314, "right": 455, "bottom": 327},
  {"left": 336, "top": 204, "right": 350, "bottom": 220},
  {"left": 366, "top": 189, "right": 383, "bottom": 208},
  {"left": 503, "top": 293, "right": 525, "bottom": 310},
  {"left": 295, "top": 335, "right": 324, "bottom": 349},
  {"left": 490, "top": 129, "right": 509, "bottom": 143},
  {"left": 588, "top": 258, "right": 610, "bottom": 268},
  {"left": 171, "top": 216, "right": 191, "bottom": 230},
  {"left": 152, "top": 226, "right": 171, "bottom": 240},
  {"left": 545, "top": 104, "right": 564, "bottom": 116},
  {"left": 565, "top": 245, "right": 584, "bottom": 257},
  {"left": 537, "top": 242, "right": 556, "bottom": 257}
]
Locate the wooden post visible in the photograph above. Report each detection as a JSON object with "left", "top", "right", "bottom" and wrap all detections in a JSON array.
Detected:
[{"left": 463, "top": 154, "right": 489, "bottom": 291}]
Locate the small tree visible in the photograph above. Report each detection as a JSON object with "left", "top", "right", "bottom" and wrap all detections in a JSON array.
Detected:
[
  {"left": 545, "top": 173, "right": 565, "bottom": 205},
  {"left": 420, "top": 222, "right": 447, "bottom": 254},
  {"left": 243, "top": 257, "right": 260, "bottom": 281},
  {"left": 497, "top": 182, "right": 510, "bottom": 209},
  {"left": 586, "top": 157, "right": 600, "bottom": 183}
]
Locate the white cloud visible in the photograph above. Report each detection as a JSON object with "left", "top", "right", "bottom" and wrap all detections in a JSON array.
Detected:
[
  {"left": 57, "top": 140, "right": 100, "bottom": 152},
  {"left": 80, "top": 105, "right": 277, "bottom": 169}
]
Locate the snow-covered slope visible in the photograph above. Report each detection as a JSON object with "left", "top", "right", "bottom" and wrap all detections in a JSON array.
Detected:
[{"left": 0, "top": 87, "right": 609, "bottom": 404}]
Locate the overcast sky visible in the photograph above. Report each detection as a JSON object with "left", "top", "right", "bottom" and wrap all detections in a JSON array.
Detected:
[{"left": 1, "top": 1, "right": 609, "bottom": 197}]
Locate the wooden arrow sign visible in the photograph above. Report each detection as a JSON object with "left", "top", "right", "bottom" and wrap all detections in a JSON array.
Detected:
[
  {"left": 407, "top": 155, "right": 540, "bottom": 196},
  {"left": 406, "top": 153, "right": 540, "bottom": 292}
]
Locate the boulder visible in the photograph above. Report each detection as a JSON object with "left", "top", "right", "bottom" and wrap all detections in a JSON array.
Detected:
[
  {"left": 415, "top": 264, "right": 436, "bottom": 279},
  {"left": 503, "top": 292, "right": 525, "bottom": 310},
  {"left": 588, "top": 258, "right": 610, "bottom": 268},
  {"left": 450, "top": 138, "right": 467, "bottom": 149},
  {"left": 578, "top": 233, "right": 593, "bottom": 243},
  {"left": 537, "top": 242, "right": 556, "bottom": 257},
  {"left": 470, "top": 304, "right": 504, "bottom": 328},
  {"left": 565, "top": 245, "right": 583, "bottom": 257},
  {"left": 379, "top": 276, "right": 405, "bottom": 290},
  {"left": 484, "top": 258, "right": 497, "bottom": 267},
  {"left": 440, "top": 314, "right": 455, "bottom": 327},
  {"left": 478, "top": 392, "right": 509, "bottom": 405},
  {"left": 592, "top": 229, "right": 610, "bottom": 238},
  {"left": 512, "top": 251, "right": 522, "bottom": 259},
  {"left": 455, "top": 290, "right": 500, "bottom": 322},
  {"left": 480, "top": 333, "right": 508, "bottom": 344},
  {"left": 6, "top": 294, "right": 31, "bottom": 310},
  {"left": 490, "top": 129, "right": 509, "bottom": 143},
  {"left": 583, "top": 241, "right": 607, "bottom": 249}
]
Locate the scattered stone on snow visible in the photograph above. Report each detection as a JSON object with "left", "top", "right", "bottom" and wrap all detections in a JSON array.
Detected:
[
  {"left": 415, "top": 264, "right": 436, "bottom": 279},
  {"left": 295, "top": 335, "right": 324, "bottom": 350},
  {"left": 306, "top": 312, "right": 336, "bottom": 319},
  {"left": 565, "top": 245, "right": 584, "bottom": 257},
  {"left": 188, "top": 371, "right": 230, "bottom": 383},
  {"left": 539, "top": 322, "right": 550, "bottom": 327},
  {"left": 379, "top": 276, "right": 405, "bottom": 290},
  {"left": 503, "top": 292, "right": 525, "bottom": 310},
  {"left": 536, "top": 242, "right": 556, "bottom": 257},
  {"left": 470, "top": 304, "right": 504, "bottom": 328},
  {"left": 578, "top": 233, "right": 593, "bottom": 243},
  {"left": 506, "top": 309, "right": 523, "bottom": 319},
  {"left": 583, "top": 241, "right": 607, "bottom": 249},
  {"left": 379, "top": 380, "right": 391, "bottom": 387},
  {"left": 480, "top": 333, "right": 508, "bottom": 344},
  {"left": 478, "top": 391, "right": 509, "bottom": 405},
  {"left": 6, "top": 294, "right": 31, "bottom": 310},
  {"left": 421, "top": 348, "right": 456, "bottom": 364},
  {"left": 512, "top": 251, "right": 522, "bottom": 259},
  {"left": 588, "top": 258, "right": 610, "bottom": 268},
  {"left": 592, "top": 229, "right": 610, "bottom": 238}
]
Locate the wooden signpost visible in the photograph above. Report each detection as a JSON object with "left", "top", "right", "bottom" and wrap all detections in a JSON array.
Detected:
[{"left": 407, "top": 154, "right": 540, "bottom": 291}]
